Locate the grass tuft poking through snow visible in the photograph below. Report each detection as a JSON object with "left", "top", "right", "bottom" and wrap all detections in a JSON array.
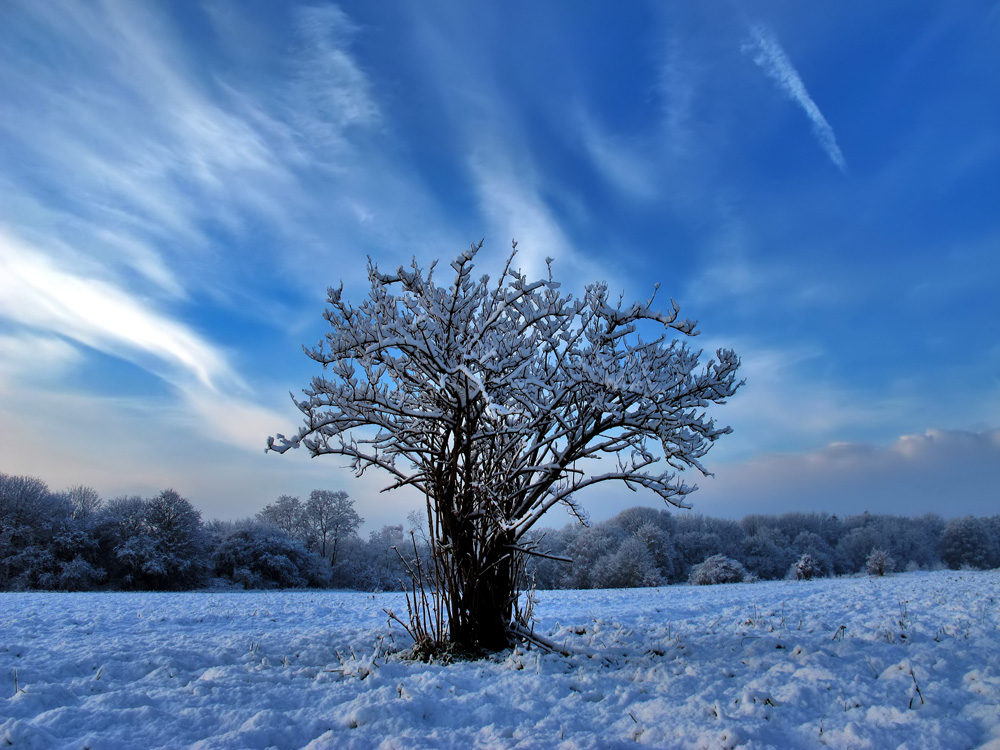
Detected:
[{"left": 1, "top": 570, "right": 999, "bottom": 749}]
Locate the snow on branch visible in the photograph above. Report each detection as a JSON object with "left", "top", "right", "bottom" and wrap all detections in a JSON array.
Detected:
[{"left": 269, "top": 242, "right": 742, "bottom": 544}]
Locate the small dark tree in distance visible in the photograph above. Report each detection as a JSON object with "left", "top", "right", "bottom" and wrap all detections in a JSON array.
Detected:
[
  {"left": 269, "top": 242, "right": 741, "bottom": 653},
  {"left": 304, "top": 489, "right": 363, "bottom": 565}
]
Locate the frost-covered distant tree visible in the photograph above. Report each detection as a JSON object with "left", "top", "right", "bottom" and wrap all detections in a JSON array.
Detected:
[
  {"left": 672, "top": 515, "right": 745, "bottom": 581},
  {"left": 865, "top": 547, "right": 895, "bottom": 577},
  {"left": 835, "top": 523, "right": 887, "bottom": 575},
  {"left": 331, "top": 524, "right": 410, "bottom": 591},
  {"left": 790, "top": 531, "right": 834, "bottom": 577},
  {"left": 593, "top": 536, "right": 662, "bottom": 589},
  {"left": 520, "top": 526, "right": 572, "bottom": 590},
  {"left": 304, "top": 489, "right": 363, "bottom": 565},
  {"left": 257, "top": 495, "right": 308, "bottom": 540},
  {"left": 789, "top": 552, "right": 822, "bottom": 581},
  {"left": 66, "top": 485, "right": 102, "bottom": 522},
  {"left": 986, "top": 516, "right": 1000, "bottom": 569},
  {"left": 143, "top": 489, "right": 209, "bottom": 588},
  {"left": 213, "top": 524, "right": 329, "bottom": 589},
  {"left": 99, "top": 490, "right": 209, "bottom": 590},
  {"left": 0, "top": 473, "right": 101, "bottom": 590},
  {"left": 269, "top": 243, "right": 742, "bottom": 652},
  {"left": 688, "top": 554, "right": 749, "bottom": 585},
  {"left": 560, "top": 522, "right": 628, "bottom": 589},
  {"left": 740, "top": 527, "right": 795, "bottom": 580},
  {"left": 631, "top": 521, "right": 677, "bottom": 582},
  {"left": 941, "top": 517, "right": 993, "bottom": 570}
]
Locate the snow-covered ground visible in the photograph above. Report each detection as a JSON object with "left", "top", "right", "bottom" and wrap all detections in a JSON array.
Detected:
[{"left": 2, "top": 570, "right": 998, "bottom": 749}]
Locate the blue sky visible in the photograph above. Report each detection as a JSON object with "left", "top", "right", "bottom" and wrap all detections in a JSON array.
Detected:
[{"left": 1, "top": 1, "right": 998, "bottom": 530}]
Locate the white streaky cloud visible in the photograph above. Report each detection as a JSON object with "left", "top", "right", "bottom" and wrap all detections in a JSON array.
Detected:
[
  {"left": 0, "top": 0, "right": 454, "bottom": 309},
  {"left": 181, "top": 389, "right": 299, "bottom": 455},
  {"left": 745, "top": 23, "right": 847, "bottom": 173},
  {"left": 467, "top": 144, "right": 625, "bottom": 294},
  {"left": 0, "top": 333, "right": 81, "bottom": 387},
  {"left": 289, "top": 5, "right": 381, "bottom": 155},
  {"left": 0, "top": 2, "right": 338, "bottom": 298},
  {"left": 657, "top": 32, "right": 701, "bottom": 165},
  {"left": 0, "top": 229, "right": 234, "bottom": 392},
  {"left": 575, "top": 111, "right": 656, "bottom": 200}
]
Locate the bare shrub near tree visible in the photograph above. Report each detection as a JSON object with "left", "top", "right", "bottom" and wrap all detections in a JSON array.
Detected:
[
  {"left": 866, "top": 547, "right": 895, "bottom": 577},
  {"left": 269, "top": 242, "right": 741, "bottom": 653},
  {"left": 790, "top": 552, "right": 822, "bottom": 581}
]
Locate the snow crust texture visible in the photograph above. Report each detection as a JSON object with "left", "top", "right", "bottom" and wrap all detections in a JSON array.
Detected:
[{"left": 1, "top": 570, "right": 999, "bottom": 749}]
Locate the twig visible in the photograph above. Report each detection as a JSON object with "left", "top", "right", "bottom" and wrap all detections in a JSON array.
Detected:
[
  {"left": 507, "top": 623, "right": 594, "bottom": 658},
  {"left": 908, "top": 668, "right": 925, "bottom": 709},
  {"left": 502, "top": 545, "right": 573, "bottom": 563}
]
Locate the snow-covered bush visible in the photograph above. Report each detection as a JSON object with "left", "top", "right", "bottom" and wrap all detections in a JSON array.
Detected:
[
  {"left": 213, "top": 525, "right": 329, "bottom": 589},
  {"left": 866, "top": 547, "right": 895, "bottom": 577},
  {"left": 789, "top": 552, "right": 823, "bottom": 581},
  {"left": 688, "top": 554, "right": 749, "bottom": 585}
]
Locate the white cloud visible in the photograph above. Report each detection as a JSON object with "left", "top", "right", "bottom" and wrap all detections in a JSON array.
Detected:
[
  {"left": 289, "top": 5, "right": 381, "bottom": 154},
  {"left": 744, "top": 23, "right": 847, "bottom": 173},
  {"left": 696, "top": 428, "right": 1000, "bottom": 518},
  {"left": 574, "top": 112, "right": 656, "bottom": 201},
  {"left": 0, "top": 228, "right": 234, "bottom": 392},
  {"left": 569, "top": 427, "right": 1000, "bottom": 525},
  {"left": 0, "top": 333, "right": 81, "bottom": 387}
]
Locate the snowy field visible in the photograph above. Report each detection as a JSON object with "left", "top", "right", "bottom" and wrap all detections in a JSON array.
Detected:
[{"left": 2, "top": 571, "right": 999, "bottom": 750}]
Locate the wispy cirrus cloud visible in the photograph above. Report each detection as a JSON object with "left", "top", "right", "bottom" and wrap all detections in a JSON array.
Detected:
[
  {"left": 0, "top": 229, "right": 235, "bottom": 392},
  {"left": 289, "top": 5, "right": 381, "bottom": 154},
  {"left": 574, "top": 111, "right": 657, "bottom": 201},
  {"left": 744, "top": 23, "right": 847, "bottom": 173}
]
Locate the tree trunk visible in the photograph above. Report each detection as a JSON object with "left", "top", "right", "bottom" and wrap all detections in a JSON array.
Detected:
[{"left": 447, "top": 531, "right": 517, "bottom": 653}]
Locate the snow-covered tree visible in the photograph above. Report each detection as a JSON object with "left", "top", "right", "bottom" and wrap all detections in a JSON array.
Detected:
[
  {"left": 789, "top": 552, "right": 822, "bottom": 581},
  {"left": 98, "top": 490, "right": 209, "bottom": 590},
  {"left": 0, "top": 473, "right": 101, "bottom": 590},
  {"left": 688, "top": 554, "right": 749, "bottom": 585},
  {"left": 269, "top": 243, "right": 742, "bottom": 652},
  {"left": 66, "top": 485, "right": 102, "bottom": 522},
  {"left": 213, "top": 524, "right": 329, "bottom": 589},
  {"left": 256, "top": 495, "right": 308, "bottom": 540},
  {"left": 593, "top": 536, "right": 662, "bottom": 589},
  {"left": 303, "top": 489, "right": 363, "bottom": 565},
  {"left": 740, "top": 527, "right": 795, "bottom": 580},
  {"left": 865, "top": 547, "right": 895, "bottom": 577},
  {"left": 559, "top": 522, "right": 628, "bottom": 589},
  {"left": 326, "top": 524, "right": 415, "bottom": 591},
  {"left": 940, "top": 516, "right": 994, "bottom": 570}
]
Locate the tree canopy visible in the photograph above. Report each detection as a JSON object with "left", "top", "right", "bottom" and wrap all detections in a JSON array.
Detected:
[{"left": 269, "top": 242, "right": 743, "bottom": 651}]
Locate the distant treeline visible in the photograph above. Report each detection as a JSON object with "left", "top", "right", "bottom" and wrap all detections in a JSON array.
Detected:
[
  {"left": 2, "top": 470, "right": 998, "bottom": 592},
  {"left": 523, "top": 507, "right": 1000, "bottom": 588}
]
